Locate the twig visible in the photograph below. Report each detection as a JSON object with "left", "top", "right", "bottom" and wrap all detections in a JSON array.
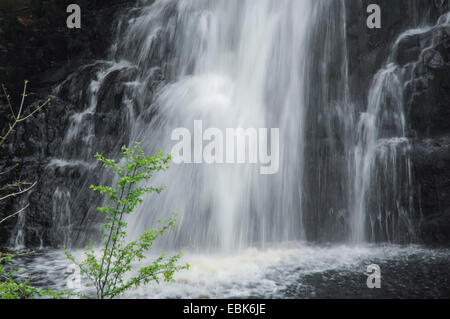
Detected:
[
  {"left": 0, "top": 203, "right": 30, "bottom": 225},
  {"left": 1, "top": 84, "right": 17, "bottom": 121},
  {"left": 1, "top": 180, "right": 34, "bottom": 191},
  {"left": 0, "top": 81, "right": 50, "bottom": 149},
  {"left": 17, "top": 98, "right": 50, "bottom": 122},
  {"left": 0, "top": 163, "right": 19, "bottom": 176},
  {"left": 0, "top": 181, "right": 36, "bottom": 201}
]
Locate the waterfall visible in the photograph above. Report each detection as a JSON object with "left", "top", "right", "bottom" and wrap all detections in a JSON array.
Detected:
[
  {"left": 9, "top": 196, "right": 27, "bottom": 248},
  {"left": 3, "top": 0, "right": 450, "bottom": 301},
  {"left": 120, "top": 0, "right": 315, "bottom": 251},
  {"left": 50, "top": 186, "right": 72, "bottom": 247},
  {"left": 349, "top": 12, "right": 450, "bottom": 243},
  {"left": 7, "top": 0, "right": 427, "bottom": 249},
  {"left": 301, "top": 0, "right": 352, "bottom": 242},
  {"left": 352, "top": 64, "right": 414, "bottom": 243}
]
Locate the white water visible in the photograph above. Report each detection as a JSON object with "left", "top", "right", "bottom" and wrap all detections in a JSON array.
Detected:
[
  {"left": 352, "top": 63, "right": 411, "bottom": 243},
  {"left": 121, "top": 0, "right": 314, "bottom": 251},
  {"left": 15, "top": 243, "right": 450, "bottom": 298}
]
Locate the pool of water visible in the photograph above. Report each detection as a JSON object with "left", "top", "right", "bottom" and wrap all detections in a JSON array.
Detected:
[{"left": 11, "top": 242, "right": 450, "bottom": 299}]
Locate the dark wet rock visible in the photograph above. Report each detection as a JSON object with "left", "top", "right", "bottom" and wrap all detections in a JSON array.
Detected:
[
  {"left": 425, "top": 49, "right": 445, "bottom": 69},
  {"left": 0, "top": 0, "right": 135, "bottom": 247},
  {"left": 395, "top": 34, "right": 425, "bottom": 66},
  {"left": 420, "top": 209, "right": 450, "bottom": 245},
  {"left": 0, "top": 0, "right": 132, "bottom": 92},
  {"left": 412, "top": 135, "right": 450, "bottom": 245}
]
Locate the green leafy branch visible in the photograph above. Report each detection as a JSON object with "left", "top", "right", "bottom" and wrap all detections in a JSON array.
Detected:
[{"left": 64, "top": 143, "right": 189, "bottom": 299}]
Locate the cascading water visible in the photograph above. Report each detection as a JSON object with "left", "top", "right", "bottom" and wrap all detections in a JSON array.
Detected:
[
  {"left": 121, "top": 0, "right": 314, "bottom": 251},
  {"left": 349, "top": 12, "right": 450, "bottom": 243},
  {"left": 5, "top": 0, "right": 450, "bottom": 299},
  {"left": 9, "top": 196, "right": 27, "bottom": 248},
  {"left": 7, "top": 0, "right": 420, "bottom": 249},
  {"left": 352, "top": 64, "right": 414, "bottom": 243},
  {"left": 50, "top": 186, "right": 72, "bottom": 247},
  {"left": 302, "top": 0, "right": 353, "bottom": 242},
  {"left": 103, "top": 0, "right": 417, "bottom": 249}
]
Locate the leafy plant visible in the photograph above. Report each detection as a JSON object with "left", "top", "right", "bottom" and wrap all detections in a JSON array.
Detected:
[
  {"left": 65, "top": 143, "right": 189, "bottom": 299},
  {"left": 0, "top": 253, "right": 76, "bottom": 299},
  {"left": 1, "top": 253, "right": 42, "bottom": 299}
]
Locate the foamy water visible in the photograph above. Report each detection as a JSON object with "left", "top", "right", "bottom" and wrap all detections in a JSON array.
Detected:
[{"left": 14, "top": 243, "right": 450, "bottom": 299}]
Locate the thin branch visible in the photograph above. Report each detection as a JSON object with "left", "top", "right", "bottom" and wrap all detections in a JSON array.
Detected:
[
  {"left": 1, "top": 84, "right": 17, "bottom": 121},
  {"left": 0, "top": 163, "right": 19, "bottom": 176},
  {"left": 1, "top": 180, "right": 34, "bottom": 190},
  {"left": 0, "top": 116, "right": 18, "bottom": 149},
  {"left": 17, "top": 80, "right": 28, "bottom": 121},
  {"left": 0, "top": 81, "right": 50, "bottom": 149},
  {"left": 0, "top": 203, "right": 30, "bottom": 225},
  {"left": 100, "top": 166, "right": 137, "bottom": 298},
  {"left": 0, "top": 181, "right": 37, "bottom": 201},
  {"left": 17, "top": 98, "right": 50, "bottom": 123}
]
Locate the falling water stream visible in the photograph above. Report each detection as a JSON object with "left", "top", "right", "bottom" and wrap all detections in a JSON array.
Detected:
[
  {"left": 121, "top": 0, "right": 314, "bottom": 251},
  {"left": 8, "top": 1, "right": 450, "bottom": 298}
]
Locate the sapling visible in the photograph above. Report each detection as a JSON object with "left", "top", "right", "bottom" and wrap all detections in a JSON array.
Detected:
[{"left": 65, "top": 143, "right": 189, "bottom": 299}]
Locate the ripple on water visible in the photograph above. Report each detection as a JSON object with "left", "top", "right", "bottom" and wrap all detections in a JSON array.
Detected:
[{"left": 13, "top": 242, "right": 450, "bottom": 299}]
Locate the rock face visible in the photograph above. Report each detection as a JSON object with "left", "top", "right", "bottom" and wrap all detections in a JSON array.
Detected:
[
  {"left": 399, "top": 18, "right": 450, "bottom": 245},
  {"left": 0, "top": 0, "right": 449, "bottom": 247},
  {"left": 0, "top": 0, "right": 132, "bottom": 92},
  {"left": 345, "top": 0, "right": 450, "bottom": 245},
  {"left": 0, "top": 0, "right": 136, "bottom": 247},
  {"left": 345, "top": 0, "right": 449, "bottom": 105}
]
